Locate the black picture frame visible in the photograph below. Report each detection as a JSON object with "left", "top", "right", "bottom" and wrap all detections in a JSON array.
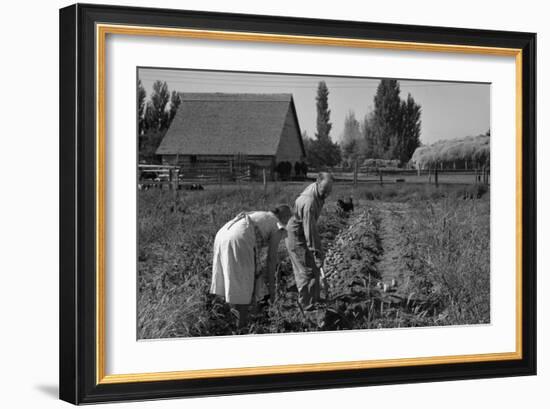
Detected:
[{"left": 59, "top": 3, "right": 536, "bottom": 404}]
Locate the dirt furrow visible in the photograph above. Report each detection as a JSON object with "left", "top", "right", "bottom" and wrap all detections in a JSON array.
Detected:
[
  {"left": 318, "top": 202, "right": 425, "bottom": 330},
  {"left": 372, "top": 202, "right": 410, "bottom": 292},
  {"left": 258, "top": 202, "right": 434, "bottom": 332}
]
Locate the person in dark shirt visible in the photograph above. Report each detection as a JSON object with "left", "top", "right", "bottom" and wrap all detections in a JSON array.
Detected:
[{"left": 285, "top": 172, "right": 333, "bottom": 310}]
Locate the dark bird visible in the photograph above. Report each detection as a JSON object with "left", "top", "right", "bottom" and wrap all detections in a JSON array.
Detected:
[{"left": 337, "top": 197, "right": 354, "bottom": 213}]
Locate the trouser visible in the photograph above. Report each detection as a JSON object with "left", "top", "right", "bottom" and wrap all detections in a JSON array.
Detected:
[{"left": 285, "top": 236, "right": 321, "bottom": 309}]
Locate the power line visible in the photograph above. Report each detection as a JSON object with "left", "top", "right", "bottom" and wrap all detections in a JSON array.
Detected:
[
  {"left": 138, "top": 71, "right": 487, "bottom": 86},
  {"left": 139, "top": 77, "right": 482, "bottom": 89}
]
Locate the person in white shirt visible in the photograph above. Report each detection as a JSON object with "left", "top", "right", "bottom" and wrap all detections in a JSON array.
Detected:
[{"left": 210, "top": 205, "right": 291, "bottom": 328}]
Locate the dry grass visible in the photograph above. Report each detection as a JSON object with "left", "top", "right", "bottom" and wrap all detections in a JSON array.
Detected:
[
  {"left": 138, "top": 183, "right": 310, "bottom": 338},
  {"left": 400, "top": 198, "right": 490, "bottom": 325}
]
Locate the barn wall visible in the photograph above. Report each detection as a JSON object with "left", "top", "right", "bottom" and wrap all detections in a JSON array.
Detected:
[
  {"left": 162, "top": 155, "right": 231, "bottom": 165},
  {"left": 161, "top": 155, "right": 273, "bottom": 166},
  {"left": 275, "top": 106, "right": 304, "bottom": 172},
  {"left": 161, "top": 155, "right": 179, "bottom": 165},
  {"left": 160, "top": 154, "right": 275, "bottom": 177}
]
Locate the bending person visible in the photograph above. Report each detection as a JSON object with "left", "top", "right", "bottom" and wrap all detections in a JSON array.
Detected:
[
  {"left": 286, "top": 172, "right": 334, "bottom": 310},
  {"left": 210, "top": 205, "right": 291, "bottom": 328}
]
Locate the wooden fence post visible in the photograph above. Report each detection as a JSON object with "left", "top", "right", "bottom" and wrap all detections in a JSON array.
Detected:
[
  {"left": 173, "top": 169, "right": 178, "bottom": 206},
  {"left": 168, "top": 169, "right": 173, "bottom": 190},
  {"left": 435, "top": 167, "right": 439, "bottom": 187},
  {"left": 379, "top": 168, "right": 383, "bottom": 185},
  {"left": 353, "top": 160, "right": 358, "bottom": 187},
  {"left": 263, "top": 168, "right": 267, "bottom": 192}
]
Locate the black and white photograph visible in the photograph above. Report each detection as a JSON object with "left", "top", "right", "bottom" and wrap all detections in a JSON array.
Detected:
[
  {"left": 1, "top": 0, "right": 543, "bottom": 406},
  {"left": 136, "top": 68, "right": 491, "bottom": 339}
]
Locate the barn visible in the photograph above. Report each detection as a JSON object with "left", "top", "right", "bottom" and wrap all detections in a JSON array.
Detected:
[{"left": 155, "top": 93, "right": 306, "bottom": 179}]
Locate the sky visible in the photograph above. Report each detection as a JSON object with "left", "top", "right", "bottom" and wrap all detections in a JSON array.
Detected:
[{"left": 138, "top": 68, "right": 490, "bottom": 145}]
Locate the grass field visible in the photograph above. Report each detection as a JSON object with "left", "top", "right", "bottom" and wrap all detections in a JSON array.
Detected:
[{"left": 137, "top": 181, "right": 490, "bottom": 339}]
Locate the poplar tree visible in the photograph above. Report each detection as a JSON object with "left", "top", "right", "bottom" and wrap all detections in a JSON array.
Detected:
[
  {"left": 342, "top": 111, "right": 362, "bottom": 160},
  {"left": 148, "top": 80, "right": 170, "bottom": 131},
  {"left": 363, "top": 79, "right": 421, "bottom": 164},
  {"left": 168, "top": 91, "right": 181, "bottom": 124},
  {"left": 306, "top": 81, "right": 341, "bottom": 167},
  {"left": 315, "top": 81, "right": 332, "bottom": 140},
  {"left": 137, "top": 79, "right": 146, "bottom": 135}
]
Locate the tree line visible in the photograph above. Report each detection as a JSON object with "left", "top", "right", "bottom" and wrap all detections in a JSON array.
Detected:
[
  {"left": 305, "top": 79, "right": 422, "bottom": 168},
  {"left": 138, "top": 79, "right": 181, "bottom": 163}
]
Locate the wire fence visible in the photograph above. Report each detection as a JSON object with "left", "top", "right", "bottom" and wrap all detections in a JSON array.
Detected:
[{"left": 137, "top": 163, "right": 490, "bottom": 191}]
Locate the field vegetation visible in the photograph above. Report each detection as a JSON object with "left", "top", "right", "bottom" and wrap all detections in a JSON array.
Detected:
[{"left": 138, "top": 182, "right": 490, "bottom": 339}]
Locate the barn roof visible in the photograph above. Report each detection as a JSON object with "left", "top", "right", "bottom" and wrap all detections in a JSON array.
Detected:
[{"left": 156, "top": 93, "right": 305, "bottom": 157}]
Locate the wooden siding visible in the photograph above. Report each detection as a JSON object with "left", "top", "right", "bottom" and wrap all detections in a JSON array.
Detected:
[
  {"left": 161, "top": 154, "right": 276, "bottom": 176},
  {"left": 275, "top": 106, "right": 305, "bottom": 173}
]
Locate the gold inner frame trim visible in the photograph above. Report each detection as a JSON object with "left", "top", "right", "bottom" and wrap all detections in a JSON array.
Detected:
[{"left": 95, "top": 23, "right": 523, "bottom": 385}]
